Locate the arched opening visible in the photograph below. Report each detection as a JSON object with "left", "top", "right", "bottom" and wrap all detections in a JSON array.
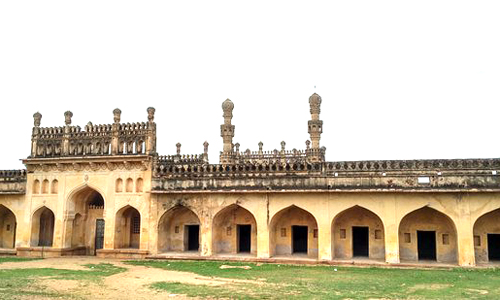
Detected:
[
  {"left": 212, "top": 204, "right": 257, "bottom": 256},
  {"left": 158, "top": 206, "right": 200, "bottom": 253},
  {"left": 473, "top": 208, "right": 500, "bottom": 264},
  {"left": 399, "top": 207, "right": 457, "bottom": 263},
  {"left": 115, "top": 178, "right": 123, "bottom": 193},
  {"left": 68, "top": 186, "right": 105, "bottom": 255},
  {"left": 51, "top": 180, "right": 58, "bottom": 194},
  {"left": 41, "top": 179, "right": 49, "bottom": 194},
  {"left": 115, "top": 206, "right": 141, "bottom": 249},
  {"left": 0, "top": 205, "right": 16, "bottom": 249},
  {"left": 125, "top": 178, "right": 133, "bottom": 193},
  {"left": 31, "top": 207, "right": 55, "bottom": 247},
  {"left": 269, "top": 205, "right": 318, "bottom": 259},
  {"left": 332, "top": 206, "right": 385, "bottom": 260},
  {"left": 136, "top": 178, "right": 143, "bottom": 193},
  {"left": 32, "top": 179, "right": 40, "bottom": 194}
]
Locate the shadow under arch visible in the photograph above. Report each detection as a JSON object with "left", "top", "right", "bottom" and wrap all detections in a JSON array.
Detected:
[
  {"left": 158, "top": 205, "right": 201, "bottom": 253},
  {"left": 269, "top": 205, "right": 319, "bottom": 258},
  {"left": 30, "top": 206, "right": 55, "bottom": 247},
  {"left": 212, "top": 204, "right": 258, "bottom": 256},
  {"left": 67, "top": 185, "right": 105, "bottom": 255},
  {"left": 398, "top": 206, "right": 458, "bottom": 263},
  {"left": 0, "top": 204, "right": 17, "bottom": 249},
  {"left": 473, "top": 208, "right": 500, "bottom": 263},
  {"left": 115, "top": 205, "right": 141, "bottom": 249},
  {"left": 331, "top": 205, "right": 385, "bottom": 260}
]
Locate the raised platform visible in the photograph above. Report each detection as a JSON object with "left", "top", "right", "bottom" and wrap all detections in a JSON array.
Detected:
[
  {"left": 16, "top": 246, "right": 86, "bottom": 258},
  {"left": 147, "top": 253, "right": 461, "bottom": 268},
  {"left": 0, "top": 248, "right": 16, "bottom": 256},
  {"left": 96, "top": 248, "right": 149, "bottom": 259}
]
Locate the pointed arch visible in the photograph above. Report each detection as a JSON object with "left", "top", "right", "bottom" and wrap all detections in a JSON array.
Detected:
[
  {"left": 269, "top": 205, "right": 318, "bottom": 258},
  {"left": 398, "top": 206, "right": 457, "bottom": 263},
  {"left": 66, "top": 184, "right": 106, "bottom": 255},
  {"left": 158, "top": 205, "right": 201, "bottom": 253},
  {"left": 31, "top": 206, "right": 55, "bottom": 247},
  {"left": 473, "top": 208, "right": 500, "bottom": 263},
  {"left": 0, "top": 204, "right": 17, "bottom": 249},
  {"left": 331, "top": 205, "right": 385, "bottom": 260},
  {"left": 51, "top": 179, "right": 58, "bottom": 194},
  {"left": 212, "top": 204, "right": 257, "bottom": 255},
  {"left": 115, "top": 205, "right": 141, "bottom": 249},
  {"left": 32, "top": 179, "right": 40, "bottom": 194}
]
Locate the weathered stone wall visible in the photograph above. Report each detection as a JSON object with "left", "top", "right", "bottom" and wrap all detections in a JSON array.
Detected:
[
  {"left": 332, "top": 206, "right": 385, "bottom": 259},
  {"left": 473, "top": 209, "right": 500, "bottom": 263}
]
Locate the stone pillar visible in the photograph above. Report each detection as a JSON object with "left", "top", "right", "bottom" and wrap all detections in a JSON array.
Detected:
[
  {"left": 146, "top": 107, "right": 156, "bottom": 155},
  {"left": 31, "top": 112, "right": 42, "bottom": 157},
  {"left": 200, "top": 213, "right": 213, "bottom": 256},
  {"left": 456, "top": 195, "right": 475, "bottom": 266},
  {"left": 220, "top": 99, "right": 235, "bottom": 164},
  {"left": 62, "top": 112, "right": 71, "bottom": 156},
  {"left": 308, "top": 93, "right": 323, "bottom": 149},
  {"left": 111, "top": 108, "right": 121, "bottom": 155},
  {"left": 317, "top": 220, "right": 332, "bottom": 261},
  {"left": 256, "top": 217, "right": 270, "bottom": 258},
  {"left": 384, "top": 223, "right": 400, "bottom": 263}
]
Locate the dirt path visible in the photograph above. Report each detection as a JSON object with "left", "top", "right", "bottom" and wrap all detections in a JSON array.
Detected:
[{"left": 6, "top": 257, "right": 263, "bottom": 300}]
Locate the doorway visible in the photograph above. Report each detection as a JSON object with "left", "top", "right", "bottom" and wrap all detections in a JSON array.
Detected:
[
  {"left": 488, "top": 234, "right": 500, "bottom": 261},
  {"left": 352, "top": 226, "right": 369, "bottom": 257},
  {"left": 237, "top": 225, "right": 251, "bottom": 253},
  {"left": 186, "top": 225, "right": 199, "bottom": 251},
  {"left": 38, "top": 209, "right": 54, "bottom": 247},
  {"left": 292, "top": 225, "right": 308, "bottom": 254},
  {"left": 94, "top": 219, "right": 105, "bottom": 255},
  {"left": 417, "top": 231, "right": 436, "bottom": 260}
]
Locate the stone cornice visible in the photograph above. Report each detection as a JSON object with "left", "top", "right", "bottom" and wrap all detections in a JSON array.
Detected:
[{"left": 23, "top": 155, "right": 152, "bottom": 173}]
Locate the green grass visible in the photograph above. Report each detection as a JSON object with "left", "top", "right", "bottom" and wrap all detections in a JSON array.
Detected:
[
  {"left": 0, "top": 263, "right": 126, "bottom": 299},
  {"left": 0, "top": 256, "right": 41, "bottom": 264},
  {"left": 127, "top": 260, "right": 500, "bottom": 299}
]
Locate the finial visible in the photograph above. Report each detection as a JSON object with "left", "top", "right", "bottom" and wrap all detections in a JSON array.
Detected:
[
  {"left": 235, "top": 142, "right": 240, "bottom": 153},
  {"left": 306, "top": 140, "right": 311, "bottom": 150},
  {"left": 309, "top": 93, "right": 322, "bottom": 115},
  {"left": 203, "top": 141, "right": 209, "bottom": 155},
  {"left": 147, "top": 107, "right": 155, "bottom": 122},
  {"left": 33, "top": 112, "right": 42, "bottom": 127},
  {"left": 113, "top": 108, "right": 121, "bottom": 123},
  {"left": 176, "top": 143, "right": 181, "bottom": 155},
  {"left": 258, "top": 141, "right": 263, "bottom": 152},
  {"left": 281, "top": 141, "right": 286, "bottom": 151},
  {"left": 222, "top": 98, "right": 234, "bottom": 122},
  {"left": 64, "top": 111, "right": 73, "bottom": 125}
]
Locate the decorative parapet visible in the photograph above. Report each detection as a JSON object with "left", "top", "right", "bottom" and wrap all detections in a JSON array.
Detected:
[
  {"left": 0, "top": 170, "right": 27, "bottom": 194},
  {"left": 29, "top": 108, "right": 156, "bottom": 158},
  {"left": 152, "top": 158, "right": 500, "bottom": 192}
]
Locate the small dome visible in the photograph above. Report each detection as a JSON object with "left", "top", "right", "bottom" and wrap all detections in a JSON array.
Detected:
[
  {"left": 222, "top": 98, "right": 234, "bottom": 112},
  {"left": 309, "top": 93, "right": 322, "bottom": 106}
]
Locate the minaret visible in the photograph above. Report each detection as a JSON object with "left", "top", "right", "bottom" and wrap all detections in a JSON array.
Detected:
[
  {"left": 307, "top": 93, "right": 324, "bottom": 162},
  {"left": 220, "top": 99, "right": 235, "bottom": 164}
]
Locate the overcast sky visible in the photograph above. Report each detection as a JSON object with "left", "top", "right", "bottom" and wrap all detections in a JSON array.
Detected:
[{"left": 1, "top": 1, "right": 499, "bottom": 169}]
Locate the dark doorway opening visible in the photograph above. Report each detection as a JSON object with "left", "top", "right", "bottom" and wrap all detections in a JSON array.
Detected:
[
  {"left": 38, "top": 210, "right": 54, "bottom": 247},
  {"left": 186, "top": 225, "right": 199, "bottom": 251},
  {"left": 95, "top": 219, "right": 105, "bottom": 255},
  {"left": 352, "top": 226, "right": 369, "bottom": 257},
  {"left": 417, "top": 231, "right": 436, "bottom": 260},
  {"left": 237, "top": 225, "right": 251, "bottom": 253},
  {"left": 488, "top": 234, "right": 500, "bottom": 261},
  {"left": 292, "top": 226, "right": 308, "bottom": 254}
]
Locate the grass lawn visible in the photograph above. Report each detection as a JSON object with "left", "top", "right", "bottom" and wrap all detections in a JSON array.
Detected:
[
  {"left": 127, "top": 260, "right": 500, "bottom": 299},
  {"left": 0, "top": 258, "right": 126, "bottom": 299}
]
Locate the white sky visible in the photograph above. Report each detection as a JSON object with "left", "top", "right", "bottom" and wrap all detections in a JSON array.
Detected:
[{"left": 1, "top": 1, "right": 499, "bottom": 169}]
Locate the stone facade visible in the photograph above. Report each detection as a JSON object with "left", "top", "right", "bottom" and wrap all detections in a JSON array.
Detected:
[{"left": 1, "top": 93, "right": 500, "bottom": 266}]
